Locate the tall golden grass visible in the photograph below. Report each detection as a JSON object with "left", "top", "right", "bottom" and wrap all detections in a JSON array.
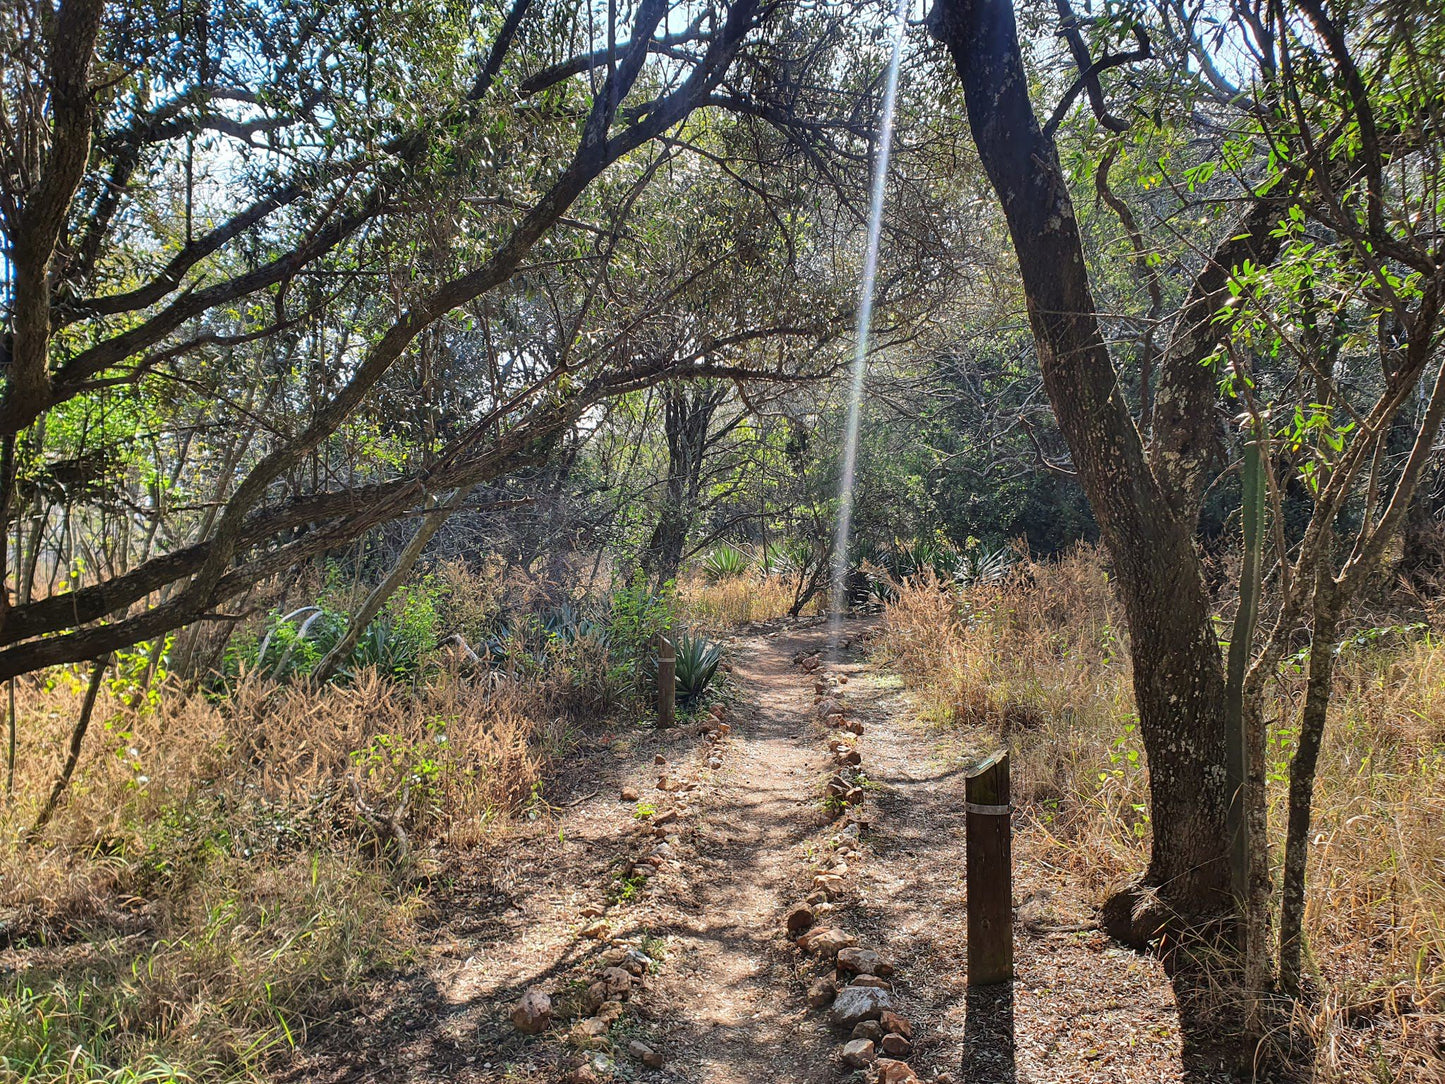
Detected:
[
  {"left": 677, "top": 572, "right": 807, "bottom": 632},
  {"left": 0, "top": 667, "right": 561, "bottom": 1081},
  {"left": 876, "top": 546, "right": 1444, "bottom": 1082}
]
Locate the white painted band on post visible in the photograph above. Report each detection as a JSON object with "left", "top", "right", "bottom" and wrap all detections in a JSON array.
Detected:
[{"left": 965, "top": 802, "right": 1012, "bottom": 816}]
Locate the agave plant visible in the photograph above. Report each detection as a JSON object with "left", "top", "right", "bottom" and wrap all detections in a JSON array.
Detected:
[
  {"left": 673, "top": 632, "right": 724, "bottom": 705},
  {"left": 701, "top": 542, "right": 751, "bottom": 582},
  {"left": 640, "top": 630, "right": 724, "bottom": 707},
  {"left": 956, "top": 545, "right": 1013, "bottom": 588}
]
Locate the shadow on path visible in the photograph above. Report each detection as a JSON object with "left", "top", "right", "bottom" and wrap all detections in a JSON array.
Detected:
[{"left": 963, "top": 983, "right": 1017, "bottom": 1084}]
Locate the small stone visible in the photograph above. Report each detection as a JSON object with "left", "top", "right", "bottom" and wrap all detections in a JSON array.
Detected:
[
  {"left": 934, "top": 1073, "right": 956, "bottom": 1084},
  {"left": 806, "top": 976, "right": 837, "bottom": 1008},
  {"left": 838, "top": 675, "right": 849, "bottom": 685},
  {"left": 829, "top": 985, "right": 895, "bottom": 1029},
  {"left": 567, "top": 1016, "right": 610, "bottom": 1049},
  {"left": 851, "top": 1019, "right": 884, "bottom": 1042},
  {"left": 654, "top": 753, "right": 667, "bottom": 765},
  {"left": 511, "top": 988, "right": 552, "bottom": 1034},
  {"left": 581, "top": 920, "right": 610, "bottom": 940},
  {"left": 844, "top": 787, "right": 865, "bottom": 804},
  {"left": 580, "top": 904, "right": 604, "bottom": 918},
  {"left": 785, "top": 903, "right": 816, "bottom": 936},
  {"left": 826, "top": 713, "right": 848, "bottom": 729},
  {"left": 879, "top": 1010, "right": 912, "bottom": 1038},
  {"left": 708, "top": 757, "right": 722, "bottom": 769},
  {"left": 595, "top": 1000, "right": 625, "bottom": 1025},
  {"left": 657, "top": 775, "right": 675, "bottom": 791},
  {"left": 566, "top": 1066, "right": 601, "bottom": 1084},
  {"left": 880, "top": 1032, "right": 911, "bottom": 1056},
  {"left": 620, "top": 785, "right": 640, "bottom": 801},
  {"left": 622, "top": 949, "right": 653, "bottom": 976},
  {"left": 876, "top": 1059, "right": 920, "bottom": 1083},
  {"left": 829, "top": 860, "right": 850, "bottom": 876},
  {"left": 837, "top": 947, "right": 892, "bottom": 976},
  {"left": 849, "top": 974, "right": 892, "bottom": 989},
  {"left": 716, "top": 722, "right": 731, "bottom": 737},
  {"left": 815, "top": 697, "right": 842, "bottom": 719},
  {"left": 835, "top": 748, "right": 862, "bottom": 766},
  {"left": 596, "top": 967, "right": 632, "bottom": 998},
  {"left": 653, "top": 809, "right": 678, "bottom": 826},
  {"left": 841, "top": 1038, "right": 875, "bottom": 1067},
  {"left": 797, "top": 927, "right": 857, "bottom": 959},
  {"left": 627, "top": 1039, "right": 665, "bottom": 1068},
  {"left": 843, "top": 719, "right": 864, "bottom": 735},
  {"left": 813, "top": 873, "right": 847, "bottom": 897}
]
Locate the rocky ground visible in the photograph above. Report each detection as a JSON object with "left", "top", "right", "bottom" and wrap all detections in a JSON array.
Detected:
[{"left": 288, "top": 618, "right": 1232, "bottom": 1084}]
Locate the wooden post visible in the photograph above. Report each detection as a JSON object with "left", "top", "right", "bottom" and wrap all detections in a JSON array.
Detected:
[
  {"left": 656, "top": 635, "right": 676, "bottom": 729},
  {"left": 966, "top": 749, "right": 1013, "bottom": 986}
]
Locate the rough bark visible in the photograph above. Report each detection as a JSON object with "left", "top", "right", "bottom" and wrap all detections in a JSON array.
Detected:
[
  {"left": 929, "top": 0, "right": 1233, "bottom": 935},
  {"left": 644, "top": 384, "right": 723, "bottom": 581}
]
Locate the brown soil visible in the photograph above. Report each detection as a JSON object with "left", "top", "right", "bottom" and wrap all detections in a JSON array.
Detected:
[{"left": 288, "top": 618, "right": 1230, "bottom": 1084}]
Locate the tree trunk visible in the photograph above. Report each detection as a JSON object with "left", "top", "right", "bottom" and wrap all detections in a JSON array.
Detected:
[
  {"left": 28, "top": 653, "right": 110, "bottom": 838},
  {"left": 1278, "top": 581, "right": 1342, "bottom": 995},
  {"left": 311, "top": 487, "right": 471, "bottom": 684},
  {"left": 929, "top": 0, "right": 1232, "bottom": 936},
  {"left": 644, "top": 384, "right": 720, "bottom": 582}
]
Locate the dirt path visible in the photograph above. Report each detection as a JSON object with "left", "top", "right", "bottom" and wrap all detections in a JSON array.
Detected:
[
  {"left": 637, "top": 623, "right": 840, "bottom": 1083},
  {"left": 289, "top": 618, "right": 1223, "bottom": 1084}
]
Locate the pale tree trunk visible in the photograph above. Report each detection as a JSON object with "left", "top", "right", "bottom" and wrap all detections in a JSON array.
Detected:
[{"left": 311, "top": 487, "right": 473, "bottom": 684}]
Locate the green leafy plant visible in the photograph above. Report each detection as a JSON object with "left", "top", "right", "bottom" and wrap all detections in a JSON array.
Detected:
[
  {"left": 673, "top": 633, "right": 723, "bottom": 705},
  {"left": 700, "top": 542, "right": 751, "bottom": 581}
]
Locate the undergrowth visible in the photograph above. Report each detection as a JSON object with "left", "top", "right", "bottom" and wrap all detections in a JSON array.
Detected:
[{"left": 0, "top": 669, "right": 560, "bottom": 1082}]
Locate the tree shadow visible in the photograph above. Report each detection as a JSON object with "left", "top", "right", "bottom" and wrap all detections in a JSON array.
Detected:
[
  {"left": 1163, "top": 960, "right": 1317, "bottom": 1084},
  {"left": 962, "top": 982, "right": 1016, "bottom": 1084}
]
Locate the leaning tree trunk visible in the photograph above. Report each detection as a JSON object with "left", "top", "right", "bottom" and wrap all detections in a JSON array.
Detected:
[
  {"left": 1278, "top": 577, "right": 1342, "bottom": 995},
  {"left": 311, "top": 487, "right": 472, "bottom": 685},
  {"left": 930, "top": 0, "right": 1232, "bottom": 937}
]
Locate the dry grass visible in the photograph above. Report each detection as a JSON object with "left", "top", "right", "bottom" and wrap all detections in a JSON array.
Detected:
[
  {"left": 875, "top": 545, "right": 1445, "bottom": 1083},
  {"left": 0, "top": 666, "right": 564, "bottom": 1082},
  {"left": 677, "top": 572, "right": 808, "bottom": 632}
]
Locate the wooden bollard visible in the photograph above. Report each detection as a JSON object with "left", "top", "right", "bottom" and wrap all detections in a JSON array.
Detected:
[
  {"left": 966, "top": 750, "right": 1013, "bottom": 986},
  {"left": 656, "top": 635, "right": 676, "bottom": 729}
]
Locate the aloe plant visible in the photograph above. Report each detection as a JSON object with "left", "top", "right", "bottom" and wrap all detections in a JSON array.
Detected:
[
  {"left": 674, "top": 632, "right": 724, "bottom": 703},
  {"left": 701, "top": 542, "right": 751, "bottom": 581},
  {"left": 641, "top": 631, "right": 723, "bottom": 707}
]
